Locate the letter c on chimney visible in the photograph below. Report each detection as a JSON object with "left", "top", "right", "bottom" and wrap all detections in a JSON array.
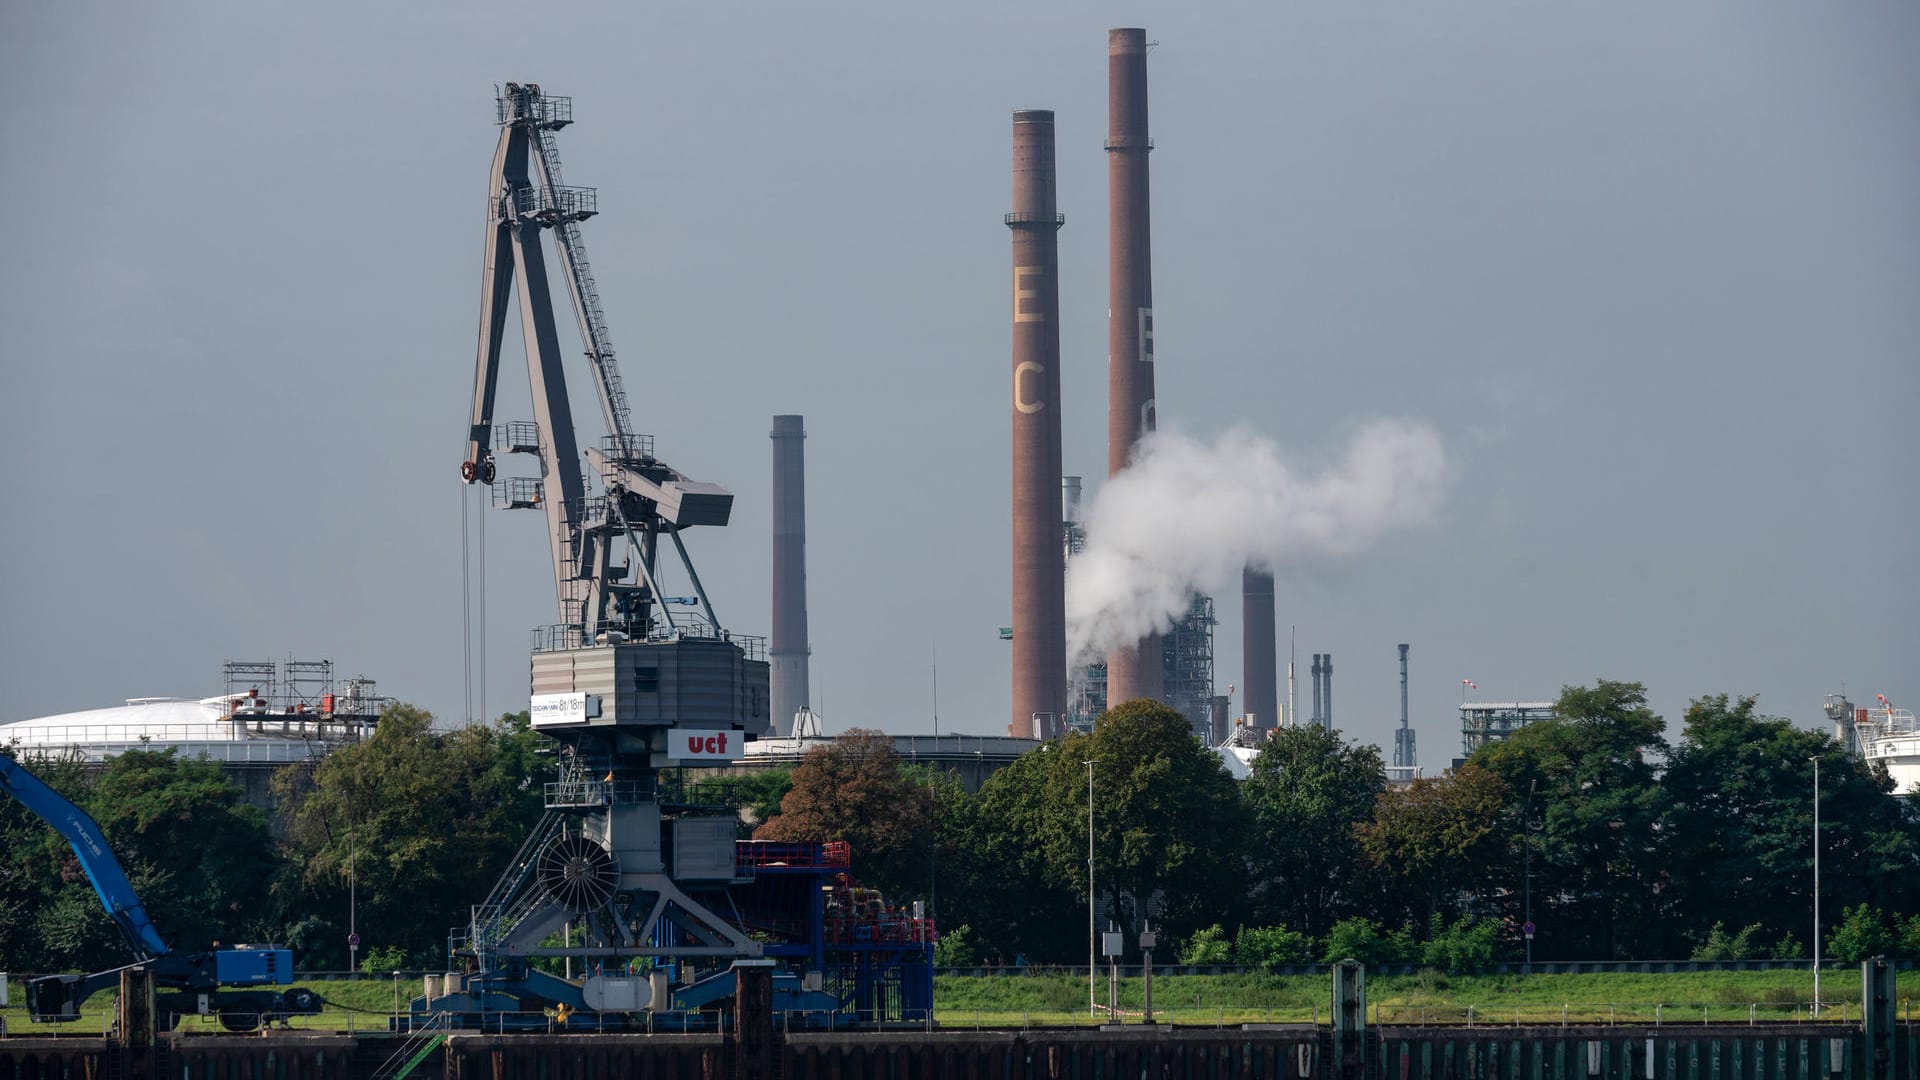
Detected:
[{"left": 1014, "top": 362, "right": 1046, "bottom": 414}]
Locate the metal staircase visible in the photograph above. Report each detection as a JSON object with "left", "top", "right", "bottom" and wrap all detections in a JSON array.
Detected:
[
  {"left": 531, "top": 120, "right": 633, "bottom": 442},
  {"left": 371, "top": 1011, "right": 452, "bottom": 1080},
  {"left": 456, "top": 811, "right": 563, "bottom": 963}
]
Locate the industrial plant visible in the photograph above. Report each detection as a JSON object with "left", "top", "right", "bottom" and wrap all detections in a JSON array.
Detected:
[{"left": 1, "top": 20, "right": 1912, "bottom": 1080}]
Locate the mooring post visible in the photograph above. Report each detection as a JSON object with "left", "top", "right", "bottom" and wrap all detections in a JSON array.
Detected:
[
  {"left": 733, "top": 959, "right": 776, "bottom": 1080},
  {"left": 1332, "top": 959, "right": 1366, "bottom": 1080},
  {"left": 1862, "top": 956, "right": 1895, "bottom": 1080},
  {"left": 116, "top": 966, "right": 157, "bottom": 1080}
]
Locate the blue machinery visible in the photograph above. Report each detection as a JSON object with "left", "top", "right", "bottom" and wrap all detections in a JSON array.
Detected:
[
  {"left": 444, "top": 84, "right": 933, "bottom": 1031},
  {"left": 0, "top": 752, "right": 320, "bottom": 1030},
  {"left": 419, "top": 840, "right": 934, "bottom": 1031}
]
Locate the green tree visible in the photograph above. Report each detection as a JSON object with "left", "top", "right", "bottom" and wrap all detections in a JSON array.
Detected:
[
  {"left": 1322, "top": 916, "right": 1413, "bottom": 966},
  {"left": 0, "top": 749, "right": 93, "bottom": 970},
  {"left": 1049, "top": 701, "right": 1245, "bottom": 943},
  {"left": 1241, "top": 725, "right": 1386, "bottom": 937},
  {"left": 84, "top": 750, "right": 274, "bottom": 952},
  {"left": 1689, "top": 922, "right": 1767, "bottom": 961},
  {"left": 754, "top": 729, "right": 933, "bottom": 899},
  {"left": 945, "top": 702, "right": 1240, "bottom": 962},
  {"left": 941, "top": 744, "right": 1081, "bottom": 962},
  {"left": 1233, "top": 925, "right": 1314, "bottom": 967},
  {"left": 1180, "top": 924, "right": 1231, "bottom": 964},
  {"left": 1473, "top": 680, "right": 1669, "bottom": 959},
  {"left": 273, "top": 705, "right": 548, "bottom": 967},
  {"left": 1356, "top": 763, "right": 1509, "bottom": 929},
  {"left": 932, "top": 924, "right": 979, "bottom": 966},
  {"left": 1419, "top": 914, "right": 1502, "bottom": 974},
  {"left": 1826, "top": 903, "right": 1896, "bottom": 963},
  {"left": 1662, "top": 694, "right": 1919, "bottom": 956},
  {"left": 685, "top": 768, "right": 792, "bottom": 837},
  {"left": 1, "top": 749, "right": 273, "bottom": 973}
]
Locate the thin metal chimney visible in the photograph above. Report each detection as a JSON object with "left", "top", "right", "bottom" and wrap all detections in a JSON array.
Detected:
[
  {"left": 769, "top": 415, "right": 810, "bottom": 736},
  {"left": 1394, "top": 643, "right": 1416, "bottom": 769},
  {"left": 1242, "top": 568, "right": 1278, "bottom": 731},
  {"left": 1104, "top": 27, "right": 1163, "bottom": 707},
  {"left": 1310, "top": 654, "right": 1324, "bottom": 726},
  {"left": 1323, "top": 652, "right": 1333, "bottom": 731},
  {"left": 1008, "top": 109, "right": 1067, "bottom": 740}
]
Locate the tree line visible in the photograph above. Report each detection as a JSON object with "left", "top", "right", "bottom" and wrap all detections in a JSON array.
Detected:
[
  {"left": 4, "top": 681, "right": 1917, "bottom": 976},
  {"left": 721, "top": 681, "right": 1920, "bottom": 968}
]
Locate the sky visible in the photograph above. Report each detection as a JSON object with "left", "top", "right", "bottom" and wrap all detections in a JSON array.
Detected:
[{"left": 1, "top": 2, "right": 1914, "bottom": 763}]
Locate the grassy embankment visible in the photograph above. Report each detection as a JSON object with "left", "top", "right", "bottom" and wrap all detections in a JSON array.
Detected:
[
  {"left": 930, "top": 969, "right": 1920, "bottom": 1028},
  {"left": 4, "top": 970, "right": 1915, "bottom": 1034}
]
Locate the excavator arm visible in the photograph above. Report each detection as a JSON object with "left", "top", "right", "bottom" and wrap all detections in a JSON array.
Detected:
[
  {"left": 0, "top": 752, "right": 168, "bottom": 961},
  {"left": 0, "top": 752, "right": 319, "bottom": 1028}
]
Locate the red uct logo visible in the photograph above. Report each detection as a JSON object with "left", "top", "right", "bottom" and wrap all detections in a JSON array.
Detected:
[{"left": 687, "top": 733, "right": 729, "bottom": 755}]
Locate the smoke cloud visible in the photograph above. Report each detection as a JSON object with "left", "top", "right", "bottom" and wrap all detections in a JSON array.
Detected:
[{"left": 1065, "top": 419, "right": 1448, "bottom": 662}]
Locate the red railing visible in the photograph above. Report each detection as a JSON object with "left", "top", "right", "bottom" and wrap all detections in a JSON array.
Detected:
[
  {"left": 825, "top": 916, "right": 938, "bottom": 946},
  {"left": 734, "top": 840, "right": 851, "bottom": 869}
]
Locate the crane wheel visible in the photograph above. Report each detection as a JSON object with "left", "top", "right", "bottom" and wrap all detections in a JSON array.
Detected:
[
  {"left": 461, "top": 461, "right": 478, "bottom": 483},
  {"left": 218, "top": 1010, "right": 261, "bottom": 1033},
  {"left": 481, "top": 459, "right": 497, "bottom": 484}
]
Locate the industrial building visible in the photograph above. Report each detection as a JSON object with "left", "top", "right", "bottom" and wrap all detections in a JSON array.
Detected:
[
  {"left": 1457, "top": 700, "right": 1557, "bottom": 760},
  {"left": 0, "top": 659, "right": 383, "bottom": 810}
]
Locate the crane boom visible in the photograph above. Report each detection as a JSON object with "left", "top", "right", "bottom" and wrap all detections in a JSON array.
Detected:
[
  {"left": 0, "top": 752, "right": 168, "bottom": 961},
  {"left": 457, "top": 83, "right": 738, "bottom": 648}
]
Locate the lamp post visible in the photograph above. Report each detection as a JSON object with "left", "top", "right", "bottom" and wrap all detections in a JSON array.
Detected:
[
  {"left": 1085, "top": 758, "right": 1098, "bottom": 1018},
  {"left": 1523, "top": 779, "right": 1537, "bottom": 970},
  {"left": 348, "top": 828, "right": 358, "bottom": 974},
  {"left": 1811, "top": 756, "right": 1820, "bottom": 1015}
]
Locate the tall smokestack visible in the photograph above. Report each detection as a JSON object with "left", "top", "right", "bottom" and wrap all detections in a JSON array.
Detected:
[
  {"left": 770, "top": 414, "right": 810, "bottom": 735},
  {"left": 1008, "top": 109, "right": 1067, "bottom": 740},
  {"left": 1394, "top": 643, "right": 1416, "bottom": 769},
  {"left": 1242, "top": 568, "right": 1277, "bottom": 730},
  {"left": 1311, "top": 654, "right": 1324, "bottom": 726},
  {"left": 1104, "top": 27, "right": 1162, "bottom": 707},
  {"left": 1323, "top": 652, "right": 1334, "bottom": 730}
]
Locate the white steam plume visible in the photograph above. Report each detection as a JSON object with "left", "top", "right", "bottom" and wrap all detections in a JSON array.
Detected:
[{"left": 1065, "top": 419, "right": 1448, "bottom": 662}]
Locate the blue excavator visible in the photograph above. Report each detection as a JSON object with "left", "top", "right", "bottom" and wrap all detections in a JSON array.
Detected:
[{"left": 0, "top": 751, "right": 322, "bottom": 1031}]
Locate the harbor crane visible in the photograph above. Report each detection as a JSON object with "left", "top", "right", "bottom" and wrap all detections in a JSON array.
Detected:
[{"left": 441, "top": 83, "right": 809, "bottom": 1027}]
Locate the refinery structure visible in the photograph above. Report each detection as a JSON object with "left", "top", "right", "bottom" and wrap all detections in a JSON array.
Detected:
[{"left": 2, "top": 24, "right": 1912, "bottom": 1057}]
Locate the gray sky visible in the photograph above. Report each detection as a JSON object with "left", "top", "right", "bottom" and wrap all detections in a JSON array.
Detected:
[{"left": 2, "top": 2, "right": 1914, "bottom": 761}]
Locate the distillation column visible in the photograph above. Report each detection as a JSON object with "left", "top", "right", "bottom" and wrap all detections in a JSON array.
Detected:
[{"left": 1242, "top": 569, "right": 1278, "bottom": 729}]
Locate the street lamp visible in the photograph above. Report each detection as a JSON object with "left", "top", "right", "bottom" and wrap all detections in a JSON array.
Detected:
[
  {"left": 1084, "top": 758, "right": 1098, "bottom": 1018},
  {"left": 1811, "top": 756, "right": 1821, "bottom": 1015},
  {"left": 1523, "top": 780, "right": 1537, "bottom": 970}
]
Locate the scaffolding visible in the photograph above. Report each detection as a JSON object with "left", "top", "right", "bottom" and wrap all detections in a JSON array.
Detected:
[
  {"left": 219, "top": 659, "right": 388, "bottom": 718},
  {"left": 1458, "top": 701, "right": 1556, "bottom": 758},
  {"left": 1161, "top": 594, "right": 1216, "bottom": 737}
]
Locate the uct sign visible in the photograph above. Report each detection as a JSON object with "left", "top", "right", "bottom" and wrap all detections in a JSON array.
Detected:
[{"left": 667, "top": 729, "right": 742, "bottom": 762}]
